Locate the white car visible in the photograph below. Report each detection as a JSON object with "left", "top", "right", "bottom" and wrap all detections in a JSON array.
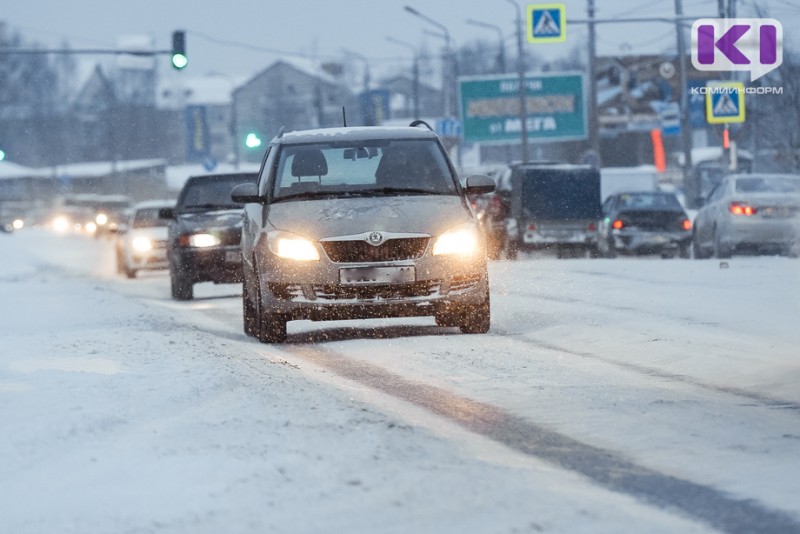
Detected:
[
  {"left": 693, "top": 174, "right": 800, "bottom": 258},
  {"left": 116, "top": 200, "right": 174, "bottom": 278}
]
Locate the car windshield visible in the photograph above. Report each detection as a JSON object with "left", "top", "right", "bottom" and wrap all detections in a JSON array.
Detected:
[
  {"left": 178, "top": 176, "right": 254, "bottom": 211},
  {"left": 272, "top": 139, "right": 457, "bottom": 200},
  {"left": 132, "top": 207, "right": 169, "bottom": 228},
  {"left": 617, "top": 192, "right": 683, "bottom": 210},
  {"left": 735, "top": 176, "right": 800, "bottom": 193}
]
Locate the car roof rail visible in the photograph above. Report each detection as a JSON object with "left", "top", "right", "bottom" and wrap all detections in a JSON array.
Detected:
[{"left": 409, "top": 119, "right": 434, "bottom": 131}]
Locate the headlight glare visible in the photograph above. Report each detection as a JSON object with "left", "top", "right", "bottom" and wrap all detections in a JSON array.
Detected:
[
  {"left": 188, "top": 233, "right": 221, "bottom": 248},
  {"left": 132, "top": 236, "right": 153, "bottom": 252},
  {"left": 268, "top": 231, "right": 320, "bottom": 261},
  {"left": 433, "top": 223, "right": 480, "bottom": 256}
]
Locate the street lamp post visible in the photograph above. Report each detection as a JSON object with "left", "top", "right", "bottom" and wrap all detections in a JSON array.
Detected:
[
  {"left": 503, "top": 0, "right": 529, "bottom": 163},
  {"left": 404, "top": 6, "right": 453, "bottom": 118},
  {"left": 386, "top": 36, "right": 421, "bottom": 120},
  {"left": 466, "top": 18, "right": 506, "bottom": 73}
]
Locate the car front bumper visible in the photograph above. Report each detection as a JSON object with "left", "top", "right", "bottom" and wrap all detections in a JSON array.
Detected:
[
  {"left": 172, "top": 245, "right": 243, "bottom": 283},
  {"left": 612, "top": 230, "right": 691, "bottom": 253}
]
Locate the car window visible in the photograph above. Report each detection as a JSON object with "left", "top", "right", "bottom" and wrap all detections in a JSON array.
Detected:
[
  {"left": 272, "top": 139, "right": 457, "bottom": 200},
  {"left": 617, "top": 192, "right": 682, "bottom": 210},
  {"left": 735, "top": 177, "right": 800, "bottom": 193},
  {"left": 179, "top": 176, "right": 254, "bottom": 211},
  {"left": 132, "top": 207, "right": 169, "bottom": 228}
]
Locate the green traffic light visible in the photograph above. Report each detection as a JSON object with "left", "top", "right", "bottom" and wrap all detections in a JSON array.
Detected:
[
  {"left": 245, "top": 133, "right": 262, "bottom": 149},
  {"left": 0, "top": 149, "right": 6, "bottom": 161},
  {"left": 171, "top": 53, "right": 188, "bottom": 69}
]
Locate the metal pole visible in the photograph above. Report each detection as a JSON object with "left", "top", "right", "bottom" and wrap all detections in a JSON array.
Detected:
[
  {"left": 587, "top": 0, "right": 600, "bottom": 162},
  {"left": 504, "top": 0, "right": 529, "bottom": 163},
  {"left": 386, "top": 36, "right": 420, "bottom": 120},
  {"left": 466, "top": 19, "right": 506, "bottom": 73},
  {"left": 675, "top": 0, "right": 694, "bottom": 198},
  {"left": 405, "top": 6, "right": 452, "bottom": 117}
]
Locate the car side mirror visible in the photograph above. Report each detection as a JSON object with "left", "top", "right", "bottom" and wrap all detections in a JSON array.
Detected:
[
  {"left": 158, "top": 207, "right": 175, "bottom": 220},
  {"left": 464, "top": 174, "right": 496, "bottom": 196},
  {"left": 231, "top": 183, "right": 263, "bottom": 204}
]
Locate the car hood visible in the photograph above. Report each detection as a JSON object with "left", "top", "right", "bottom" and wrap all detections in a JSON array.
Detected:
[
  {"left": 267, "top": 195, "right": 471, "bottom": 239},
  {"left": 175, "top": 209, "right": 243, "bottom": 232}
]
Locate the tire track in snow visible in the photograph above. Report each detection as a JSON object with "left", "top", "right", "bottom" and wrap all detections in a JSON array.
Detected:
[{"left": 276, "top": 342, "right": 799, "bottom": 534}]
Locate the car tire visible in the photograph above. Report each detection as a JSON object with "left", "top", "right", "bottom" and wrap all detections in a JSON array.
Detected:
[
  {"left": 242, "top": 265, "right": 258, "bottom": 337},
  {"left": 678, "top": 243, "right": 691, "bottom": 259},
  {"left": 170, "top": 268, "right": 194, "bottom": 301},
  {"left": 251, "top": 265, "right": 287, "bottom": 343},
  {"left": 458, "top": 285, "right": 491, "bottom": 334},
  {"left": 505, "top": 239, "right": 519, "bottom": 261},
  {"left": 713, "top": 227, "right": 732, "bottom": 259},
  {"left": 125, "top": 266, "right": 137, "bottom": 279}
]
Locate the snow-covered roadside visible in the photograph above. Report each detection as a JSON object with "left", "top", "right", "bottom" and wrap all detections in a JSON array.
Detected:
[{"left": 0, "top": 230, "right": 714, "bottom": 533}]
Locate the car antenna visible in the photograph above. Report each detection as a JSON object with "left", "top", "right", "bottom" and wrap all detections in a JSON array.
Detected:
[{"left": 342, "top": 106, "right": 347, "bottom": 127}]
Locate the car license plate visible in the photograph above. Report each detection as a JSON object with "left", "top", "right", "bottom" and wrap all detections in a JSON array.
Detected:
[
  {"left": 339, "top": 266, "right": 415, "bottom": 285},
  {"left": 225, "top": 250, "right": 242, "bottom": 263}
]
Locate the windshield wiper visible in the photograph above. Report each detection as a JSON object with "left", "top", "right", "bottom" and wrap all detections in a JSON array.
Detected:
[
  {"left": 180, "top": 203, "right": 241, "bottom": 211},
  {"left": 271, "top": 190, "right": 345, "bottom": 203},
  {"left": 349, "top": 187, "right": 454, "bottom": 196}
]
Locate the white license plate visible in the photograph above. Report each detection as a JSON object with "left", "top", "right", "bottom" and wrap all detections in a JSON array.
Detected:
[
  {"left": 225, "top": 250, "right": 242, "bottom": 263},
  {"left": 339, "top": 266, "right": 415, "bottom": 285}
]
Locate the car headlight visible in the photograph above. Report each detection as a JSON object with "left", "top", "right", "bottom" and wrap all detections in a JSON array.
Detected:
[
  {"left": 52, "top": 216, "right": 70, "bottom": 233},
  {"left": 187, "top": 233, "right": 221, "bottom": 248},
  {"left": 12, "top": 219, "right": 24, "bottom": 230},
  {"left": 268, "top": 231, "right": 320, "bottom": 261},
  {"left": 85, "top": 222, "right": 97, "bottom": 234},
  {"left": 95, "top": 213, "right": 108, "bottom": 226},
  {"left": 132, "top": 236, "right": 153, "bottom": 252},
  {"left": 432, "top": 223, "right": 480, "bottom": 256}
]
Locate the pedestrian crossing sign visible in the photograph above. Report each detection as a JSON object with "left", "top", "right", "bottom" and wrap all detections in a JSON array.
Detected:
[
  {"left": 705, "top": 81, "right": 746, "bottom": 124},
  {"left": 528, "top": 3, "right": 567, "bottom": 43}
]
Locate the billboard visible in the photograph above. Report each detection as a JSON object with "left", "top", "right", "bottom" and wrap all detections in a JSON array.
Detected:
[{"left": 459, "top": 72, "right": 586, "bottom": 143}]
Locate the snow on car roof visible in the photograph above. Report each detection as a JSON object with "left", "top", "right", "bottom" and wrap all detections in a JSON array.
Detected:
[{"left": 277, "top": 126, "right": 437, "bottom": 144}]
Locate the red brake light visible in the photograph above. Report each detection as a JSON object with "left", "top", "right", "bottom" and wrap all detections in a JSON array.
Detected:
[
  {"left": 612, "top": 219, "right": 624, "bottom": 230},
  {"left": 682, "top": 219, "right": 692, "bottom": 231},
  {"left": 587, "top": 222, "right": 597, "bottom": 231},
  {"left": 527, "top": 223, "right": 536, "bottom": 231},
  {"left": 729, "top": 202, "right": 757, "bottom": 216}
]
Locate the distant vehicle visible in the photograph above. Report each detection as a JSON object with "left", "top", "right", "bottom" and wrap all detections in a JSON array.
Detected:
[
  {"left": 492, "top": 162, "right": 603, "bottom": 259},
  {"left": 160, "top": 173, "right": 257, "bottom": 300},
  {"left": 693, "top": 173, "right": 800, "bottom": 258},
  {"left": 234, "top": 122, "right": 495, "bottom": 343},
  {"left": 597, "top": 191, "right": 693, "bottom": 258},
  {"left": 62, "top": 194, "right": 132, "bottom": 237},
  {"left": 116, "top": 200, "right": 174, "bottom": 278},
  {"left": 682, "top": 147, "right": 753, "bottom": 208},
  {"left": 600, "top": 165, "right": 659, "bottom": 203}
]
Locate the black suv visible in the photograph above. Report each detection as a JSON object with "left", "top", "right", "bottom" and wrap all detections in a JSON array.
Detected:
[
  {"left": 160, "top": 173, "right": 256, "bottom": 300},
  {"left": 231, "top": 123, "right": 495, "bottom": 343}
]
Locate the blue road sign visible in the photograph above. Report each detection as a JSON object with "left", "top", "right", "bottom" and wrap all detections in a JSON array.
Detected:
[{"left": 528, "top": 4, "right": 566, "bottom": 43}]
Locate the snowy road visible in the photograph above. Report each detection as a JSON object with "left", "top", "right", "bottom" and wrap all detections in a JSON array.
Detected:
[{"left": 2, "top": 229, "right": 799, "bottom": 533}]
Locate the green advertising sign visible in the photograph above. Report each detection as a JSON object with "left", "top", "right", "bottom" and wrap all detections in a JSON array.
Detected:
[{"left": 459, "top": 72, "right": 586, "bottom": 143}]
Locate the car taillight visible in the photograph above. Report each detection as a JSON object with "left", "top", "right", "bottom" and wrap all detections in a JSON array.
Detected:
[
  {"left": 527, "top": 223, "right": 536, "bottom": 231},
  {"left": 729, "top": 202, "right": 757, "bottom": 216},
  {"left": 177, "top": 234, "right": 191, "bottom": 247},
  {"left": 587, "top": 222, "right": 597, "bottom": 231},
  {"left": 612, "top": 219, "right": 624, "bottom": 230},
  {"left": 682, "top": 219, "right": 692, "bottom": 231}
]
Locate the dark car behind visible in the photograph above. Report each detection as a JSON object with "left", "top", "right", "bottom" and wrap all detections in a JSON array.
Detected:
[
  {"left": 161, "top": 173, "right": 257, "bottom": 300},
  {"left": 597, "top": 191, "right": 693, "bottom": 258},
  {"left": 491, "top": 163, "right": 603, "bottom": 259}
]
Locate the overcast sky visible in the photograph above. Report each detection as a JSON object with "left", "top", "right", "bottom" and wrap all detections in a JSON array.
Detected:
[{"left": 3, "top": 0, "right": 798, "bottom": 85}]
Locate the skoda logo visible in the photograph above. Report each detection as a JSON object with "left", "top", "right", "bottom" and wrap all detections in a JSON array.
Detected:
[{"left": 367, "top": 231, "right": 384, "bottom": 246}]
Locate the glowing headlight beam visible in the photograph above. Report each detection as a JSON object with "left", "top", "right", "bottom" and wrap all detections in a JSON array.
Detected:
[
  {"left": 268, "top": 232, "right": 320, "bottom": 261},
  {"left": 432, "top": 224, "right": 480, "bottom": 256},
  {"left": 132, "top": 236, "right": 153, "bottom": 252},
  {"left": 188, "top": 233, "right": 221, "bottom": 248}
]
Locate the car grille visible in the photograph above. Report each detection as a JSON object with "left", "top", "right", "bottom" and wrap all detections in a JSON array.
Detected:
[
  {"left": 321, "top": 237, "right": 429, "bottom": 263},
  {"left": 271, "top": 281, "right": 440, "bottom": 302},
  {"left": 449, "top": 274, "right": 481, "bottom": 293}
]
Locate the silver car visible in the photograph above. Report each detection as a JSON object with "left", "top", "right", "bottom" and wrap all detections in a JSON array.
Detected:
[
  {"left": 232, "top": 123, "right": 495, "bottom": 343},
  {"left": 116, "top": 200, "right": 174, "bottom": 278},
  {"left": 693, "top": 173, "right": 800, "bottom": 258}
]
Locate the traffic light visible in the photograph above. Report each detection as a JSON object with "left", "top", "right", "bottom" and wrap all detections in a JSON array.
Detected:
[
  {"left": 0, "top": 148, "right": 5, "bottom": 161},
  {"left": 245, "top": 132, "right": 262, "bottom": 149},
  {"left": 171, "top": 30, "right": 187, "bottom": 70}
]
